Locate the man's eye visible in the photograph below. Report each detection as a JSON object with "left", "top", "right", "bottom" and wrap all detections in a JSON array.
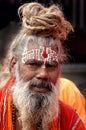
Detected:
[
  {"left": 29, "top": 62, "right": 37, "bottom": 66},
  {"left": 25, "top": 62, "right": 38, "bottom": 66},
  {"left": 46, "top": 62, "right": 58, "bottom": 68}
]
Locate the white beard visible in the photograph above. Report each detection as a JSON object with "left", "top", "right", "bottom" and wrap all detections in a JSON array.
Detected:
[{"left": 12, "top": 63, "right": 60, "bottom": 130}]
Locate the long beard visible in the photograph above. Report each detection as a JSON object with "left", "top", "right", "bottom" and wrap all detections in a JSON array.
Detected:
[{"left": 12, "top": 65, "right": 60, "bottom": 130}]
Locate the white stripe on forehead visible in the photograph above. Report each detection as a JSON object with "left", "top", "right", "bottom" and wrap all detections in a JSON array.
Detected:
[
  {"left": 22, "top": 35, "right": 60, "bottom": 55},
  {"left": 22, "top": 45, "right": 58, "bottom": 64},
  {"left": 23, "top": 35, "right": 59, "bottom": 47}
]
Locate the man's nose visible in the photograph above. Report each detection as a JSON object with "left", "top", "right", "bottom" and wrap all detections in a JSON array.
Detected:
[{"left": 36, "top": 66, "right": 49, "bottom": 80}]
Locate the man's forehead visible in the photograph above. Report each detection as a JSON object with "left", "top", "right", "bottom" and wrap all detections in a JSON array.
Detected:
[
  {"left": 23, "top": 43, "right": 58, "bottom": 53},
  {"left": 22, "top": 45, "right": 58, "bottom": 63}
]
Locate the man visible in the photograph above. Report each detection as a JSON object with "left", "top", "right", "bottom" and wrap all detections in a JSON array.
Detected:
[{"left": 0, "top": 2, "right": 85, "bottom": 130}]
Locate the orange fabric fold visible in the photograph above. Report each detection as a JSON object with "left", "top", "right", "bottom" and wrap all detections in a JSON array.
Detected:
[
  {"left": 48, "top": 118, "right": 59, "bottom": 130},
  {"left": 7, "top": 89, "right": 13, "bottom": 130},
  {"left": 0, "top": 77, "right": 14, "bottom": 130}
]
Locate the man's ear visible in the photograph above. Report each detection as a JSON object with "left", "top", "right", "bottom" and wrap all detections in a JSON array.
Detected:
[{"left": 10, "top": 57, "right": 17, "bottom": 77}]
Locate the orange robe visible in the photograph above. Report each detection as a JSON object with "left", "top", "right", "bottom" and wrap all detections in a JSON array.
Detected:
[
  {"left": 0, "top": 78, "right": 86, "bottom": 130},
  {"left": 59, "top": 78, "right": 86, "bottom": 128}
]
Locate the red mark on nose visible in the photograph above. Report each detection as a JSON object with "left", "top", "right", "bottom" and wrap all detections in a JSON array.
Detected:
[{"left": 42, "top": 46, "right": 48, "bottom": 58}]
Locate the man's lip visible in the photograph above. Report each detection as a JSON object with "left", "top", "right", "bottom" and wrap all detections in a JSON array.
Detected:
[{"left": 31, "top": 87, "right": 50, "bottom": 93}]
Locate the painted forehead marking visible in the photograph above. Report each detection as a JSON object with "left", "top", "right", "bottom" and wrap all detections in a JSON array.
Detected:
[
  {"left": 22, "top": 46, "right": 58, "bottom": 63},
  {"left": 41, "top": 46, "right": 48, "bottom": 58}
]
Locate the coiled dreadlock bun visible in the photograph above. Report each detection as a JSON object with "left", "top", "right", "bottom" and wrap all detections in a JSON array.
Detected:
[{"left": 18, "top": 2, "right": 74, "bottom": 40}]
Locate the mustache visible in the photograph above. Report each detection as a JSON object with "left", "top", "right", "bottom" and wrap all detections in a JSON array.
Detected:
[{"left": 28, "top": 78, "right": 53, "bottom": 92}]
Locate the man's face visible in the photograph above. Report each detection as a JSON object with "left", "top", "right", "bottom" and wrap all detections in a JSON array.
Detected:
[
  {"left": 12, "top": 43, "right": 60, "bottom": 130},
  {"left": 18, "top": 43, "right": 60, "bottom": 90}
]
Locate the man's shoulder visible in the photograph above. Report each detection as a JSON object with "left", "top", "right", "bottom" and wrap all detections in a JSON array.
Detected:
[
  {"left": 59, "top": 78, "right": 79, "bottom": 91},
  {"left": 59, "top": 100, "right": 86, "bottom": 129},
  {"left": 59, "top": 100, "right": 75, "bottom": 114}
]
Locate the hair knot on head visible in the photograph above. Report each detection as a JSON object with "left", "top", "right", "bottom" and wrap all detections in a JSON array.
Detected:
[{"left": 18, "top": 2, "right": 74, "bottom": 40}]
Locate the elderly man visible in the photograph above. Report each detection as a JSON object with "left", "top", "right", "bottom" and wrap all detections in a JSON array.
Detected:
[{"left": 0, "top": 2, "right": 85, "bottom": 130}]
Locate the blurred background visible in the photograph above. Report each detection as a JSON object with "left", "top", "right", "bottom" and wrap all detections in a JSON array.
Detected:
[{"left": 0, "top": 0, "right": 86, "bottom": 97}]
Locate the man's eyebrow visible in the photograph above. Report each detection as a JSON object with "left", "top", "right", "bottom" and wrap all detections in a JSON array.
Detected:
[
  {"left": 46, "top": 60, "right": 58, "bottom": 65},
  {"left": 25, "top": 59, "right": 43, "bottom": 63}
]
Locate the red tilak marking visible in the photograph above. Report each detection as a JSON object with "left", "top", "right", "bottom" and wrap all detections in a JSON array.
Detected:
[{"left": 42, "top": 46, "right": 48, "bottom": 58}]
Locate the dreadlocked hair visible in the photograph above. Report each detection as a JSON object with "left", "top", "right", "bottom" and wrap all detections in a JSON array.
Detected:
[{"left": 18, "top": 2, "right": 74, "bottom": 40}]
